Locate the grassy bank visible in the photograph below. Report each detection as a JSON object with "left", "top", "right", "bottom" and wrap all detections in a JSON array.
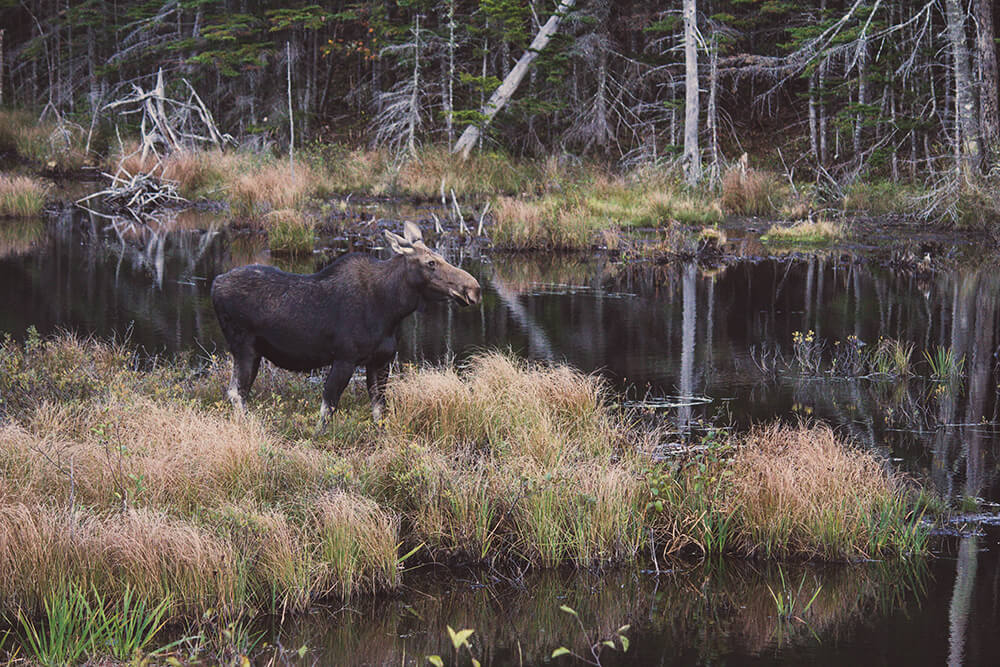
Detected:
[
  {"left": 0, "top": 110, "right": 89, "bottom": 172},
  {"left": 0, "top": 333, "right": 926, "bottom": 606}
]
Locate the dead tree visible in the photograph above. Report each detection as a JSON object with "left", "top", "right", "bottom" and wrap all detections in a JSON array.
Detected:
[{"left": 452, "top": 0, "right": 578, "bottom": 160}]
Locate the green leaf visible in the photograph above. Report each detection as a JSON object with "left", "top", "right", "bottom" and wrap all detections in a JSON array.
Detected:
[
  {"left": 551, "top": 647, "right": 571, "bottom": 658},
  {"left": 620, "top": 636, "right": 630, "bottom": 652},
  {"left": 559, "top": 605, "right": 578, "bottom": 617},
  {"left": 446, "top": 626, "right": 475, "bottom": 650},
  {"left": 602, "top": 640, "right": 616, "bottom": 649},
  {"left": 427, "top": 656, "right": 444, "bottom": 667},
  {"left": 297, "top": 645, "right": 308, "bottom": 658}
]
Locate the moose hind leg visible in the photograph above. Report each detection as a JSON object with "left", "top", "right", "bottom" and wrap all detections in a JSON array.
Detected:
[
  {"left": 227, "top": 350, "right": 260, "bottom": 411},
  {"left": 366, "top": 363, "right": 391, "bottom": 422},
  {"left": 317, "top": 361, "right": 356, "bottom": 432}
]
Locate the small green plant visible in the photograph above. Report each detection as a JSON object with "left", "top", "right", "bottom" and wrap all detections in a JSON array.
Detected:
[
  {"left": 923, "top": 346, "right": 965, "bottom": 383},
  {"left": 551, "top": 605, "right": 630, "bottom": 666},
  {"left": 17, "top": 584, "right": 99, "bottom": 666},
  {"left": 426, "top": 626, "right": 480, "bottom": 667},
  {"left": 90, "top": 586, "right": 172, "bottom": 661},
  {"left": 765, "top": 567, "right": 823, "bottom": 622},
  {"left": 870, "top": 338, "right": 914, "bottom": 377}
]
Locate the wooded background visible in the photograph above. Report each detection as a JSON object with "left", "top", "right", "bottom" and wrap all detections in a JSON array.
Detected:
[{"left": 1, "top": 0, "right": 997, "bottom": 183}]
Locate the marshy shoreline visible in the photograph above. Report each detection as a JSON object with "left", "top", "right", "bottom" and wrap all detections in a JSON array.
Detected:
[{"left": 0, "top": 331, "right": 932, "bottom": 663}]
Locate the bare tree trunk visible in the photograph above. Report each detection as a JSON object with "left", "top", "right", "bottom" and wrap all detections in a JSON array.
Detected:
[
  {"left": 708, "top": 35, "right": 719, "bottom": 184},
  {"left": 287, "top": 41, "right": 295, "bottom": 175},
  {"left": 975, "top": 0, "right": 999, "bottom": 154},
  {"left": 819, "top": 58, "right": 827, "bottom": 164},
  {"left": 945, "top": 0, "right": 981, "bottom": 174},
  {"left": 445, "top": 0, "right": 456, "bottom": 149},
  {"left": 809, "top": 68, "right": 818, "bottom": 160},
  {"left": 407, "top": 14, "right": 421, "bottom": 155},
  {"left": 453, "top": 0, "right": 577, "bottom": 160},
  {"left": 853, "top": 31, "right": 867, "bottom": 157},
  {"left": 683, "top": 0, "right": 700, "bottom": 185},
  {"left": 0, "top": 29, "right": 4, "bottom": 106}
]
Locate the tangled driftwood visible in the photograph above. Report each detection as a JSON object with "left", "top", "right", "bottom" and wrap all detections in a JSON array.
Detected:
[{"left": 76, "top": 69, "right": 234, "bottom": 223}]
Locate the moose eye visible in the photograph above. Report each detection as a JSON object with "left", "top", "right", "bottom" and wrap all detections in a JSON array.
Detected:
[{"left": 427, "top": 260, "right": 437, "bottom": 269}]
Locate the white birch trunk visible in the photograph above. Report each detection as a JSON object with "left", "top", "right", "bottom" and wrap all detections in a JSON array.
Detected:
[
  {"left": 445, "top": 0, "right": 456, "bottom": 149},
  {"left": 453, "top": 0, "right": 578, "bottom": 160},
  {"left": 683, "top": 0, "right": 701, "bottom": 186},
  {"left": 708, "top": 36, "right": 719, "bottom": 184},
  {"left": 945, "top": 0, "right": 981, "bottom": 174}
]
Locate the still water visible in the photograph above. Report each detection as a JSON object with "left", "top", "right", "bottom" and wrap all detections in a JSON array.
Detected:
[{"left": 2, "top": 208, "right": 999, "bottom": 664}]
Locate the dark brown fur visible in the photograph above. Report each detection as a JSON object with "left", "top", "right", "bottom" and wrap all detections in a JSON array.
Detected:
[{"left": 211, "top": 223, "right": 481, "bottom": 423}]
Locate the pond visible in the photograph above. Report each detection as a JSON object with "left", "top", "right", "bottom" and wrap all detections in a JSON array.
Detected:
[{"left": 2, "top": 207, "right": 999, "bottom": 664}]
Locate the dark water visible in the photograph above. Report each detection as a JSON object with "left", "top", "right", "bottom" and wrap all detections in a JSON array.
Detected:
[{"left": 3, "top": 208, "right": 1000, "bottom": 664}]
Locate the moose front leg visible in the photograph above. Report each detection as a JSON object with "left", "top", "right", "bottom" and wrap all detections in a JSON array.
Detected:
[
  {"left": 317, "top": 361, "right": 356, "bottom": 434},
  {"left": 366, "top": 362, "right": 391, "bottom": 422}
]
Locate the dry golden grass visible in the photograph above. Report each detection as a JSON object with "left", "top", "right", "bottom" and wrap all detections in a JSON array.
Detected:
[
  {"left": 1, "top": 397, "right": 325, "bottom": 514},
  {"left": 721, "top": 168, "right": 786, "bottom": 216},
  {"left": 386, "top": 351, "right": 617, "bottom": 465},
  {"left": 729, "top": 423, "right": 916, "bottom": 559},
  {"left": 0, "top": 174, "right": 49, "bottom": 217},
  {"left": 0, "top": 503, "right": 237, "bottom": 614}
]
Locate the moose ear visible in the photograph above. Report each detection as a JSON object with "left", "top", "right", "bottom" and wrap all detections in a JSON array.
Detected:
[
  {"left": 402, "top": 221, "right": 423, "bottom": 244},
  {"left": 384, "top": 230, "right": 414, "bottom": 255}
]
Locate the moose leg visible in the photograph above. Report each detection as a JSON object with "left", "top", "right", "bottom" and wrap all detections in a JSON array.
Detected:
[
  {"left": 317, "top": 361, "right": 355, "bottom": 433},
  {"left": 227, "top": 350, "right": 260, "bottom": 411},
  {"left": 366, "top": 362, "right": 391, "bottom": 422}
]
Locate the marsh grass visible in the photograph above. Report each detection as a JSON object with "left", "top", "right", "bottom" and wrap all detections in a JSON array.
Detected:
[
  {"left": 0, "top": 110, "right": 88, "bottom": 170},
  {"left": 843, "top": 180, "right": 923, "bottom": 216},
  {"left": 721, "top": 168, "right": 787, "bottom": 216},
  {"left": 728, "top": 423, "right": 925, "bottom": 559},
  {"left": 0, "top": 175, "right": 49, "bottom": 217},
  {"left": 0, "top": 333, "right": 929, "bottom": 643},
  {"left": 265, "top": 209, "right": 315, "bottom": 255},
  {"left": 492, "top": 181, "right": 721, "bottom": 250},
  {"left": 761, "top": 219, "right": 844, "bottom": 245}
]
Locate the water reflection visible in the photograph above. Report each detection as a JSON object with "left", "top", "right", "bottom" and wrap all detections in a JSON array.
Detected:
[
  {"left": 6, "top": 212, "right": 1000, "bottom": 663},
  {"left": 271, "top": 557, "right": 945, "bottom": 666}
]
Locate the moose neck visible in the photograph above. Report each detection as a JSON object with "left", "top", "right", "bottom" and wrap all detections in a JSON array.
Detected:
[{"left": 372, "top": 254, "right": 424, "bottom": 326}]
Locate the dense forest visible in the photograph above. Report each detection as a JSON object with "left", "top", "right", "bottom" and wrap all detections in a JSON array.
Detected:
[{"left": 1, "top": 0, "right": 998, "bottom": 188}]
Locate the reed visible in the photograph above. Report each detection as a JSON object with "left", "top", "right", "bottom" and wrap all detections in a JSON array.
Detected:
[{"left": 0, "top": 175, "right": 49, "bottom": 217}]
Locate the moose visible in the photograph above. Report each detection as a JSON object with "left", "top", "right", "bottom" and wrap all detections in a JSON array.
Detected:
[{"left": 211, "top": 221, "right": 481, "bottom": 426}]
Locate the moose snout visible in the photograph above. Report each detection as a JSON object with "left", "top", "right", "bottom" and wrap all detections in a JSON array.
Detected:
[{"left": 465, "top": 283, "right": 482, "bottom": 305}]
